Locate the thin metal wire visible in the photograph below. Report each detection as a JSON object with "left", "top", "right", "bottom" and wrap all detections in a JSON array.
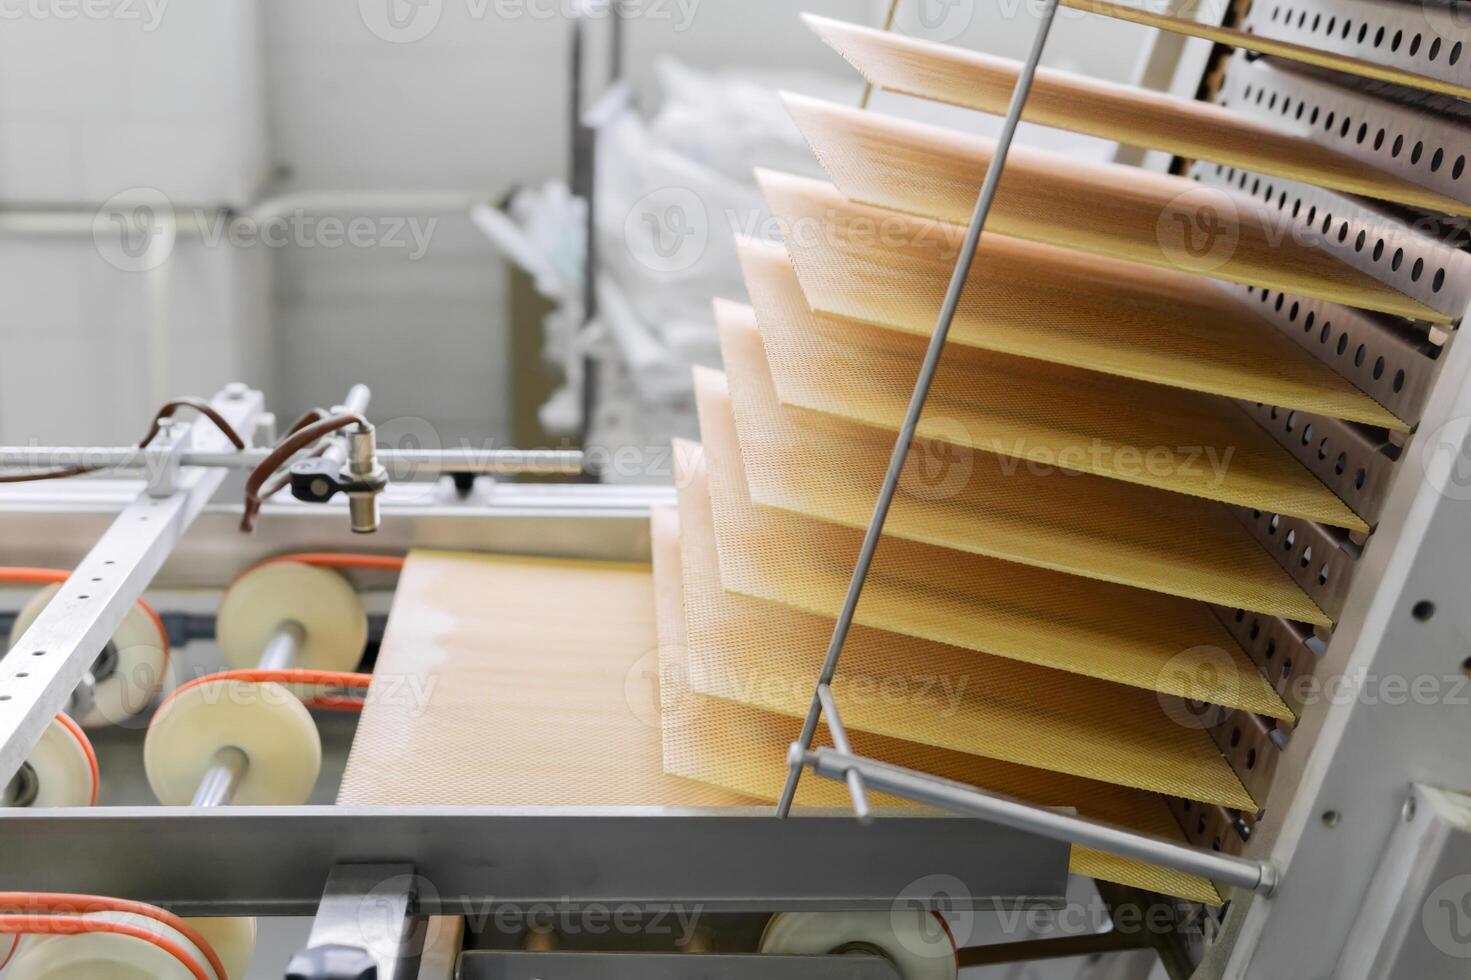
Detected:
[
  {"left": 859, "top": 0, "right": 903, "bottom": 109},
  {"left": 777, "top": 0, "right": 1063, "bottom": 819}
]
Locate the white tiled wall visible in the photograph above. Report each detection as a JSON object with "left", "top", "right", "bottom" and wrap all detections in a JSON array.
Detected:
[{"left": 0, "top": 0, "right": 1154, "bottom": 450}]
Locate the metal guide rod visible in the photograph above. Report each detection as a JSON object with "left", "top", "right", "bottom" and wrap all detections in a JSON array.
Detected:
[
  {"left": 799, "top": 748, "right": 1280, "bottom": 896},
  {"left": 189, "top": 620, "right": 305, "bottom": 807},
  {"left": 777, "top": 0, "right": 1062, "bottom": 818},
  {"left": 0, "top": 447, "right": 586, "bottom": 477},
  {"left": 817, "top": 684, "right": 871, "bottom": 821}
]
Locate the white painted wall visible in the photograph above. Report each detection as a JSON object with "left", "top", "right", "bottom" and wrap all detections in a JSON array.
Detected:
[{"left": 0, "top": 0, "right": 1155, "bottom": 450}]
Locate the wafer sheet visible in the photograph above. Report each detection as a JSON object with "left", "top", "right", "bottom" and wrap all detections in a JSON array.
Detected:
[
  {"left": 736, "top": 236, "right": 1367, "bottom": 532},
  {"left": 782, "top": 93, "right": 1440, "bottom": 324},
  {"left": 804, "top": 14, "right": 1471, "bottom": 218},
  {"left": 651, "top": 506, "right": 1223, "bottom": 905}
]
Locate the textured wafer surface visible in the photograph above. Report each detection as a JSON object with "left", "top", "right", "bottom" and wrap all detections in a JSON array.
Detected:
[
  {"left": 338, "top": 550, "right": 753, "bottom": 807},
  {"left": 713, "top": 299, "right": 1328, "bottom": 626},
  {"left": 737, "top": 236, "right": 1366, "bottom": 532},
  {"left": 759, "top": 170, "right": 1413, "bottom": 432},
  {"left": 669, "top": 440, "right": 1258, "bottom": 807},
  {"left": 782, "top": 94, "right": 1436, "bottom": 327},
  {"left": 650, "top": 506, "right": 1222, "bottom": 905},
  {"left": 805, "top": 15, "right": 1471, "bottom": 219},
  {"left": 686, "top": 373, "right": 1289, "bottom": 730}
]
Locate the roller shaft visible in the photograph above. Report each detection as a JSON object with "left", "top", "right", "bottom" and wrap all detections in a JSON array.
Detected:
[{"left": 190, "top": 620, "right": 305, "bottom": 807}]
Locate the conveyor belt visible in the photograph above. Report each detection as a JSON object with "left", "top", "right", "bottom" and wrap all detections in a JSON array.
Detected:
[{"left": 337, "top": 550, "right": 752, "bottom": 807}]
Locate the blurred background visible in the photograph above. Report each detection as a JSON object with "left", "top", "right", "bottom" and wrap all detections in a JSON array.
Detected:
[{"left": 0, "top": 0, "right": 1160, "bottom": 474}]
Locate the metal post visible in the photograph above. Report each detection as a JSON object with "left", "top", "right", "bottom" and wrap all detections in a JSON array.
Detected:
[
  {"left": 798, "top": 748, "right": 1279, "bottom": 895},
  {"left": 777, "top": 0, "right": 1063, "bottom": 818},
  {"left": 816, "top": 684, "right": 870, "bottom": 822}
]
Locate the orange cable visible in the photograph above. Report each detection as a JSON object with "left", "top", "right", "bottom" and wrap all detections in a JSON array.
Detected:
[
  {"left": 52, "top": 714, "right": 98, "bottom": 806},
  {"left": 160, "top": 670, "right": 372, "bottom": 714},
  {"left": 256, "top": 553, "right": 405, "bottom": 572},
  {"left": 0, "top": 916, "right": 214, "bottom": 980},
  {"left": 0, "top": 895, "right": 226, "bottom": 980}
]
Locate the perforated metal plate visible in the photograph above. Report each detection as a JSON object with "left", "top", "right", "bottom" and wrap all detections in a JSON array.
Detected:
[
  {"left": 1070, "top": 0, "right": 1471, "bottom": 100},
  {"left": 782, "top": 93, "right": 1441, "bottom": 324},
  {"left": 803, "top": 15, "right": 1471, "bottom": 217},
  {"left": 713, "top": 299, "right": 1327, "bottom": 625},
  {"left": 757, "top": 170, "right": 1413, "bottom": 434},
  {"left": 735, "top": 236, "right": 1367, "bottom": 532},
  {"left": 1239, "top": 0, "right": 1471, "bottom": 100},
  {"left": 1191, "top": 160, "right": 1471, "bottom": 319},
  {"left": 1216, "top": 54, "right": 1471, "bottom": 213},
  {"left": 650, "top": 506, "right": 1223, "bottom": 905}
]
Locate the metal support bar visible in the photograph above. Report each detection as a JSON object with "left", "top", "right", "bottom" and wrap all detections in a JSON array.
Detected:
[
  {"left": 0, "top": 385, "right": 264, "bottom": 785},
  {"left": 797, "top": 748, "right": 1279, "bottom": 896},
  {"left": 289, "top": 864, "right": 421, "bottom": 980},
  {"left": 458, "top": 952, "right": 902, "bottom": 979},
  {"left": 778, "top": 0, "right": 1062, "bottom": 818},
  {"left": 816, "top": 684, "right": 870, "bottom": 823},
  {"left": 0, "top": 808, "right": 1070, "bottom": 915},
  {"left": 0, "top": 447, "right": 585, "bottom": 478}
]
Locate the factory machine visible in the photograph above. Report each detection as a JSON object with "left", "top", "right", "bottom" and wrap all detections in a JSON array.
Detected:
[{"left": 2, "top": 3, "right": 1471, "bottom": 978}]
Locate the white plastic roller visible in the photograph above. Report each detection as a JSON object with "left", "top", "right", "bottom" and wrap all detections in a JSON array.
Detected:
[
  {"left": 144, "top": 679, "right": 321, "bottom": 806},
  {"left": 187, "top": 917, "right": 257, "bottom": 980},
  {"left": 215, "top": 563, "right": 367, "bottom": 673},
  {"left": 3, "top": 911, "right": 220, "bottom": 980},
  {"left": 4, "top": 715, "right": 97, "bottom": 808},
  {"left": 760, "top": 911, "right": 958, "bottom": 980},
  {"left": 9, "top": 587, "right": 168, "bottom": 729}
]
